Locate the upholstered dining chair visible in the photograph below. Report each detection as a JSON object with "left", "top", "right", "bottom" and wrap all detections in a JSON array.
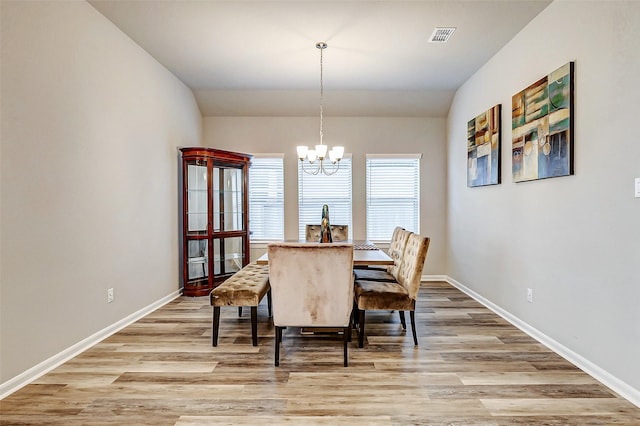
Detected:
[
  {"left": 267, "top": 242, "right": 354, "bottom": 366},
  {"left": 305, "top": 224, "right": 349, "bottom": 242},
  {"left": 353, "top": 226, "right": 411, "bottom": 280},
  {"left": 354, "top": 233, "right": 430, "bottom": 348}
]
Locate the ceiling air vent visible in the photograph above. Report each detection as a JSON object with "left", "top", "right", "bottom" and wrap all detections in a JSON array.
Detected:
[{"left": 428, "top": 27, "right": 456, "bottom": 43}]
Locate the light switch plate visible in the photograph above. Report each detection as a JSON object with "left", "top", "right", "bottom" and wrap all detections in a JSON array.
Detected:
[{"left": 636, "top": 178, "right": 640, "bottom": 198}]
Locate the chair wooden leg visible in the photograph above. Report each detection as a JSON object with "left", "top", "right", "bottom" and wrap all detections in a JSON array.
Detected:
[
  {"left": 212, "top": 306, "right": 220, "bottom": 347},
  {"left": 343, "top": 325, "right": 350, "bottom": 367},
  {"left": 358, "top": 309, "right": 366, "bottom": 348},
  {"left": 274, "top": 326, "right": 282, "bottom": 366},
  {"left": 267, "top": 289, "right": 272, "bottom": 318},
  {"left": 238, "top": 307, "right": 242, "bottom": 317},
  {"left": 251, "top": 306, "right": 258, "bottom": 346},
  {"left": 410, "top": 310, "right": 418, "bottom": 346},
  {"left": 352, "top": 300, "right": 359, "bottom": 326},
  {"left": 347, "top": 305, "right": 354, "bottom": 342},
  {"left": 399, "top": 310, "right": 406, "bottom": 329}
]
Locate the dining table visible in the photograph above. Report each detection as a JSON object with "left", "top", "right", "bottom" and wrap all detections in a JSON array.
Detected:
[
  {"left": 255, "top": 240, "right": 393, "bottom": 266},
  {"left": 257, "top": 240, "right": 392, "bottom": 336}
]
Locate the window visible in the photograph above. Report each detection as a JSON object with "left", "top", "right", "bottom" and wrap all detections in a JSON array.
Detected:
[
  {"left": 298, "top": 156, "right": 352, "bottom": 240},
  {"left": 366, "top": 154, "right": 421, "bottom": 241},
  {"left": 248, "top": 155, "right": 284, "bottom": 241}
]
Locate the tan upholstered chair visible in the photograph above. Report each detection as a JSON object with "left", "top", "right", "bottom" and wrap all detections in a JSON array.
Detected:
[
  {"left": 267, "top": 242, "right": 354, "bottom": 366},
  {"left": 354, "top": 234, "right": 430, "bottom": 347},
  {"left": 353, "top": 226, "right": 411, "bottom": 281},
  {"left": 305, "top": 224, "right": 349, "bottom": 242}
]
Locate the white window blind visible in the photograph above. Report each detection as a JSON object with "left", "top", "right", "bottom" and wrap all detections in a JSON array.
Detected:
[
  {"left": 248, "top": 155, "right": 284, "bottom": 241},
  {"left": 366, "top": 154, "right": 421, "bottom": 241},
  {"left": 298, "top": 156, "right": 352, "bottom": 240}
]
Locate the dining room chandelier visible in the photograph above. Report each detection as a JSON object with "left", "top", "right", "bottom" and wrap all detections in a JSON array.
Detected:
[{"left": 296, "top": 42, "right": 344, "bottom": 176}]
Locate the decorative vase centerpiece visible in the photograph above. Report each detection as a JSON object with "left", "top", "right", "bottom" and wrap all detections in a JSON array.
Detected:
[{"left": 320, "top": 204, "right": 332, "bottom": 243}]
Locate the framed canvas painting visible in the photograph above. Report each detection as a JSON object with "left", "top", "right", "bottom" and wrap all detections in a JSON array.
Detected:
[
  {"left": 512, "top": 62, "right": 574, "bottom": 182},
  {"left": 467, "top": 104, "right": 501, "bottom": 187}
]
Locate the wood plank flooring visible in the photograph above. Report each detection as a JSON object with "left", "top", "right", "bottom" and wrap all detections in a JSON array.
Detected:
[{"left": 2, "top": 281, "right": 638, "bottom": 425}]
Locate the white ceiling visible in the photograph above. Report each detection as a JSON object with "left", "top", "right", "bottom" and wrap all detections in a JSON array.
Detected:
[{"left": 89, "top": 0, "right": 551, "bottom": 117}]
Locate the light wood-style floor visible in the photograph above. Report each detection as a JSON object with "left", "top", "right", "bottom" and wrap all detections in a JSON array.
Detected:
[{"left": 2, "top": 281, "right": 638, "bottom": 425}]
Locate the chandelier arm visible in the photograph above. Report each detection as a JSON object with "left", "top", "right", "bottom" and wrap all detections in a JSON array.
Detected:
[
  {"left": 300, "top": 160, "right": 321, "bottom": 175},
  {"left": 320, "top": 160, "right": 340, "bottom": 176}
]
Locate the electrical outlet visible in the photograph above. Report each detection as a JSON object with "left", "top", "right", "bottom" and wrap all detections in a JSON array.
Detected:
[
  {"left": 527, "top": 288, "right": 533, "bottom": 303},
  {"left": 107, "top": 288, "right": 114, "bottom": 303}
]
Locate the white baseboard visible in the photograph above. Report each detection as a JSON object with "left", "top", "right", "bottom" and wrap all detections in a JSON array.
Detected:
[
  {"left": 421, "top": 274, "right": 448, "bottom": 282},
  {"left": 0, "top": 290, "right": 182, "bottom": 399},
  {"left": 445, "top": 276, "right": 640, "bottom": 408}
]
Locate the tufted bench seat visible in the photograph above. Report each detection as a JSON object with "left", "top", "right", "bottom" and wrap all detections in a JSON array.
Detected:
[{"left": 210, "top": 262, "right": 271, "bottom": 346}]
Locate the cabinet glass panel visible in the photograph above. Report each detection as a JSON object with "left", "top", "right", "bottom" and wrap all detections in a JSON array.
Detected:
[
  {"left": 212, "top": 236, "right": 244, "bottom": 276},
  {"left": 186, "top": 238, "right": 208, "bottom": 284},
  {"left": 223, "top": 168, "right": 244, "bottom": 231},
  {"left": 186, "top": 162, "right": 208, "bottom": 234}
]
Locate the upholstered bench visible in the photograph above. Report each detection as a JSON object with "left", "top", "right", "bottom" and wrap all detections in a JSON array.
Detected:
[{"left": 210, "top": 262, "right": 271, "bottom": 346}]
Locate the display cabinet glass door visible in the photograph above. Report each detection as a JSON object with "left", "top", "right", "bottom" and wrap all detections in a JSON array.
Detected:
[
  {"left": 186, "top": 238, "right": 209, "bottom": 288},
  {"left": 213, "top": 166, "right": 245, "bottom": 232},
  {"left": 186, "top": 160, "right": 209, "bottom": 235},
  {"left": 212, "top": 236, "right": 245, "bottom": 279}
]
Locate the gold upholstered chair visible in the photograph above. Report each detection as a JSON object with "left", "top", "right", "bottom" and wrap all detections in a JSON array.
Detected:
[
  {"left": 305, "top": 224, "right": 349, "bottom": 242},
  {"left": 354, "top": 233, "right": 430, "bottom": 348},
  {"left": 267, "top": 242, "right": 355, "bottom": 366},
  {"left": 353, "top": 226, "right": 411, "bottom": 280}
]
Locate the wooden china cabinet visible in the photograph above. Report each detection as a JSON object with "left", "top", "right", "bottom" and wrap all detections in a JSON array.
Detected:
[{"left": 179, "top": 148, "right": 252, "bottom": 297}]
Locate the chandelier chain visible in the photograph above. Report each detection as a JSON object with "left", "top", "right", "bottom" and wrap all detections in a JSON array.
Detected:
[{"left": 319, "top": 44, "right": 324, "bottom": 145}]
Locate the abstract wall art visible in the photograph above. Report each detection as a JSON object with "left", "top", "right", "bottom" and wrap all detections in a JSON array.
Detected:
[
  {"left": 512, "top": 62, "right": 574, "bottom": 182},
  {"left": 467, "top": 104, "right": 501, "bottom": 187}
]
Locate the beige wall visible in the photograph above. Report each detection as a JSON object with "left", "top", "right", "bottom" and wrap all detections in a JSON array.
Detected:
[
  {"left": 447, "top": 1, "right": 640, "bottom": 393},
  {"left": 0, "top": 1, "right": 202, "bottom": 384},
  {"left": 9, "top": 0, "right": 637, "bottom": 405},
  {"left": 203, "top": 116, "right": 447, "bottom": 275}
]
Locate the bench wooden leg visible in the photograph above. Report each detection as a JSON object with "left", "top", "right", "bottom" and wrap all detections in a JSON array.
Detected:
[
  {"left": 251, "top": 306, "right": 258, "bottom": 346},
  {"left": 399, "top": 310, "right": 406, "bottom": 329},
  {"left": 238, "top": 307, "right": 242, "bottom": 317},
  {"left": 267, "top": 289, "right": 272, "bottom": 318},
  {"left": 212, "top": 306, "right": 220, "bottom": 347}
]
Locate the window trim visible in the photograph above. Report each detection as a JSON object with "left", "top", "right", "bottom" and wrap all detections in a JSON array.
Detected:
[
  {"left": 297, "top": 154, "right": 353, "bottom": 241},
  {"left": 365, "top": 153, "right": 421, "bottom": 243},
  {"left": 248, "top": 153, "right": 285, "bottom": 242}
]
